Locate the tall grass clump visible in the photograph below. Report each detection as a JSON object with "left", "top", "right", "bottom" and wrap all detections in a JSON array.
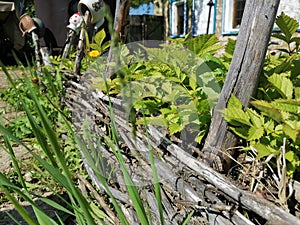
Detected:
[
  {"left": 0, "top": 62, "right": 103, "bottom": 224},
  {"left": 0, "top": 57, "right": 169, "bottom": 224}
]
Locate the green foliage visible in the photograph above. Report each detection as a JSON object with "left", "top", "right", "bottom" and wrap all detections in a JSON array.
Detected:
[
  {"left": 223, "top": 13, "right": 300, "bottom": 178},
  {"left": 272, "top": 12, "right": 300, "bottom": 54},
  {"left": 89, "top": 29, "right": 111, "bottom": 54},
  {"left": 24, "top": 0, "right": 35, "bottom": 17},
  {"left": 0, "top": 54, "right": 167, "bottom": 224},
  {"left": 92, "top": 38, "right": 224, "bottom": 144},
  {"left": 0, "top": 67, "right": 65, "bottom": 139},
  {"left": 50, "top": 29, "right": 110, "bottom": 72},
  {"left": 184, "top": 34, "right": 223, "bottom": 56},
  {"left": 169, "top": 34, "right": 223, "bottom": 57},
  {"left": 222, "top": 13, "right": 300, "bottom": 179},
  {"left": 223, "top": 94, "right": 300, "bottom": 177},
  {"left": 130, "top": 0, "right": 154, "bottom": 8}
]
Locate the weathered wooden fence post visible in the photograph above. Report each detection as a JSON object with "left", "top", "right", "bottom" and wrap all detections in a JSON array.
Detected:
[
  {"left": 105, "top": 0, "right": 130, "bottom": 78},
  {"left": 202, "top": 0, "right": 281, "bottom": 172}
]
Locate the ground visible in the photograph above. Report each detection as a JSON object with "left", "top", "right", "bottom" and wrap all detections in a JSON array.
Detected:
[
  {"left": 0, "top": 70, "right": 35, "bottom": 224},
  {"left": 0, "top": 70, "right": 30, "bottom": 172}
]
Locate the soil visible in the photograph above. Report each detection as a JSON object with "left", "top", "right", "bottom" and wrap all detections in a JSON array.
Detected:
[
  {"left": 0, "top": 70, "right": 29, "bottom": 172},
  {"left": 0, "top": 70, "right": 36, "bottom": 224}
]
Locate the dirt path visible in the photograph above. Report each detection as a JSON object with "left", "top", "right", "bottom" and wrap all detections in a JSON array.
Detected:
[
  {"left": 0, "top": 70, "right": 30, "bottom": 173},
  {"left": 0, "top": 70, "right": 37, "bottom": 224}
]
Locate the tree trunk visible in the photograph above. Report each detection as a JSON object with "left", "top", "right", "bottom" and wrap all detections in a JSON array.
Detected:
[{"left": 202, "top": 0, "right": 281, "bottom": 172}]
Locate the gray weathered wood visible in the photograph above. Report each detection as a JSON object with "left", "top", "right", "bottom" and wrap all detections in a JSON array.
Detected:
[
  {"left": 65, "top": 76, "right": 254, "bottom": 224},
  {"left": 147, "top": 126, "right": 300, "bottom": 225},
  {"left": 64, "top": 73, "right": 300, "bottom": 224},
  {"left": 202, "top": 0, "right": 281, "bottom": 172}
]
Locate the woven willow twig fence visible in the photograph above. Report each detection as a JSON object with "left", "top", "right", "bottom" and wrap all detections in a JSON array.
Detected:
[{"left": 63, "top": 71, "right": 300, "bottom": 225}]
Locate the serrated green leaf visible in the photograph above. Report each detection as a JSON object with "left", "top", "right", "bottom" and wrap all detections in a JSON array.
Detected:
[
  {"left": 222, "top": 107, "right": 251, "bottom": 126},
  {"left": 169, "top": 123, "right": 184, "bottom": 135},
  {"left": 275, "top": 12, "right": 299, "bottom": 42},
  {"left": 144, "top": 83, "right": 157, "bottom": 96},
  {"left": 230, "top": 127, "right": 249, "bottom": 139},
  {"left": 225, "top": 38, "right": 236, "bottom": 55},
  {"left": 185, "top": 34, "right": 222, "bottom": 56},
  {"left": 161, "top": 81, "right": 173, "bottom": 94},
  {"left": 291, "top": 36, "right": 300, "bottom": 45},
  {"left": 268, "top": 73, "right": 294, "bottom": 99},
  {"left": 270, "top": 99, "right": 300, "bottom": 114},
  {"left": 137, "top": 116, "right": 167, "bottom": 126},
  {"left": 227, "top": 94, "right": 243, "bottom": 109},
  {"left": 274, "top": 59, "right": 293, "bottom": 74},
  {"left": 252, "top": 143, "right": 277, "bottom": 160},
  {"left": 282, "top": 123, "right": 298, "bottom": 141},
  {"left": 134, "top": 99, "right": 161, "bottom": 114},
  {"left": 166, "top": 113, "right": 180, "bottom": 123},
  {"left": 246, "top": 108, "right": 263, "bottom": 127},
  {"left": 251, "top": 100, "right": 283, "bottom": 122},
  {"left": 160, "top": 107, "right": 175, "bottom": 115},
  {"left": 248, "top": 126, "right": 264, "bottom": 141},
  {"left": 264, "top": 120, "right": 275, "bottom": 134},
  {"left": 285, "top": 151, "right": 299, "bottom": 164},
  {"left": 272, "top": 33, "right": 288, "bottom": 43},
  {"left": 285, "top": 120, "right": 300, "bottom": 130}
]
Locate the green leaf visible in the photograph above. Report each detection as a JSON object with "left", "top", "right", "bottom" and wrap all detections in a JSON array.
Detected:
[
  {"left": 268, "top": 73, "right": 294, "bottom": 99},
  {"left": 272, "top": 33, "right": 288, "bottom": 43},
  {"left": 264, "top": 120, "right": 275, "bottom": 134},
  {"left": 275, "top": 12, "right": 299, "bottom": 42},
  {"left": 230, "top": 127, "right": 249, "bottom": 139},
  {"left": 224, "top": 38, "right": 236, "bottom": 56},
  {"left": 285, "top": 151, "right": 299, "bottom": 164},
  {"left": 182, "top": 210, "right": 195, "bottom": 225},
  {"left": 227, "top": 94, "right": 243, "bottom": 109},
  {"left": 137, "top": 116, "right": 167, "bottom": 126},
  {"left": 282, "top": 123, "right": 298, "bottom": 141},
  {"left": 248, "top": 126, "right": 264, "bottom": 141},
  {"left": 221, "top": 107, "right": 251, "bottom": 126},
  {"left": 273, "top": 58, "right": 294, "bottom": 74},
  {"left": 252, "top": 143, "right": 276, "bottom": 160},
  {"left": 251, "top": 100, "right": 283, "bottom": 123},
  {"left": 294, "top": 87, "right": 300, "bottom": 99},
  {"left": 290, "top": 36, "right": 300, "bottom": 45},
  {"left": 246, "top": 108, "right": 263, "bottom": 127},
  {"left": 90, "top": 202, "right": 111, "bottom": 222},
  {"left": 270, "top": 99, "right": 300, "bottom": 114},
  {"left": 169, "top": 123, "right": 184, "bottom": 135},
  {"left": 94, "top": 29, "right": 106, "bottom": 47},
  {"left": 189, "top": 76, "right": 197, "bottom": 91},
  {"left": 89, "top": 43, "right": 100, "bottom": 51},
  {"left": 185, "top": 34, "right": 222, "bottom": 56},
  {"left": 195, "top": 130, "right": 207, "bottom": 143},
  {"left": 40, "top": 198, "right": 74, "bottom": 216}
]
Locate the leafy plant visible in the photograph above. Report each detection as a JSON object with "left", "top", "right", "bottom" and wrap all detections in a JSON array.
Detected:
[
  {"left": 0, "top": 66, "right": 64, "bottom": 139},
  {"left": 223, "top": 14, "right": 300, "bottom": 178},
  {"left": 0, "top": 66, "right": 102, "bottom": 224},
  {"left": 88, "top": 28, "right": 111, "bottom": 56},
  {"left": 272, "top": 12, "right": 300, "bottom": 55},
  {"left": 91, "top": 39, "right": 224, "bottom": 144}
]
